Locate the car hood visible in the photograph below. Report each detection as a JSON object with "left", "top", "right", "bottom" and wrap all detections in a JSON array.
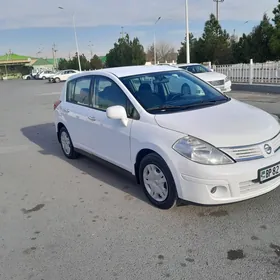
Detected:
[
  {"left": 194, "top": 72, "right": 226, "bottom": 82},
  {"left": 154, "top": 99, "right": 280, "bottom": 147}
]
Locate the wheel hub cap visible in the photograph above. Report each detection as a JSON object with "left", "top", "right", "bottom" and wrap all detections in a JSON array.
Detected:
[
  {"left": 61, "top": 131, "right": 71, "bottom": 155},
  {"left": 143, "top": 164, "right": 168, "bottom": 202}
]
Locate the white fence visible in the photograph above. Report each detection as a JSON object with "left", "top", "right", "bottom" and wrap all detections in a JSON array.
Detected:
[{"left": 213, "top": 60, "right": 280, "bottom": 84}]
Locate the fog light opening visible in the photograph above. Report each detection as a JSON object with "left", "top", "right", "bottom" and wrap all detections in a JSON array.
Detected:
[{"left": 211, "top": 187, "right": 217, "bottom": 194}]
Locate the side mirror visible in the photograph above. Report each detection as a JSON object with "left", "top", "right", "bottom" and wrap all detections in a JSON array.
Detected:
[{"left": 106, "top": 105, "right": 128, "bottom": 126}]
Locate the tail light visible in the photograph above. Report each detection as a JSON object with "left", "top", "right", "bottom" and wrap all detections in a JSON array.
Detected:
[{"left": 54, "top": 100, "right": 61, "bottom": 110}]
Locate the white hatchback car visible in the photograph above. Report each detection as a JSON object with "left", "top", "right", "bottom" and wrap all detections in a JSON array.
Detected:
[
  {"left": 176, "top": 63, "right": 231, "bottom": 93},
  {"left": 54, "top": 65, "right": 280, "bottom": 209}
]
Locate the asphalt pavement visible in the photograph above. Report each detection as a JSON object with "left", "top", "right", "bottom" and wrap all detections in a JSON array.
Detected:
[{"left": 1, "top": 80, "right": 280, "bottom": 280}]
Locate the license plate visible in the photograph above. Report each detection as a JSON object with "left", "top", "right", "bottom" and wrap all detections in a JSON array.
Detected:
[{"left": 258, "top": 162, "right": 280, "bottom": 183}]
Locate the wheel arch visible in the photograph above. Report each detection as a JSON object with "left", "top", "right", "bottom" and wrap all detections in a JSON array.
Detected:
[
  {"left": 57, "top": 122, "right": 66, "bottom": 143},
  {"left": 133, "top": 144, "right": 176, "bottom": 185}
]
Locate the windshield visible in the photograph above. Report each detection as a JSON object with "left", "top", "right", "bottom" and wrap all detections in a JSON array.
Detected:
[
  {"left": 179, "top": 64, "right": 211, "bottom": 74},
  {"left": 120, "top": 70, "right": 229, "bottom": 114}
]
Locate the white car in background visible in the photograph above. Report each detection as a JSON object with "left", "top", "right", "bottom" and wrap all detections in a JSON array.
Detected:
[
  {"left": 49, "top": 69, "right": 79, "bottom": 83},
  {"left": 22, "top": 74, "right": 33, "bottom": 80},
  {"left": 38, "top": 70, "right": 55, "bottom": 80},
  {"left": 176, "top": 63, "right": 231, "bottom": 93},
  {"left": 54, "top": 65, "right": 280, "bottom": 210}
]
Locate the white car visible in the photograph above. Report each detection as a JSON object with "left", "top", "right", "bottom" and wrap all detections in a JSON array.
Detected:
[
  {"left": 176, "top": 63, "right": 231, "bottom": 93},
  {"left": 54, "top": 65, "right": 280, "bottom": 209},
  {"left": 38, "top": 71, "right": 55, "bottom": 80},
  {"left": 22, "top": 74, "right": 32, "bottom": 80},
  {"left": 49, "top": 69, "right": 79, "bottom": 83}
]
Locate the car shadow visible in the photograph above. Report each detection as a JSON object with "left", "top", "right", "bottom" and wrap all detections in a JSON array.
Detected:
[{"left": 21, "top": 123, "right": 147, "bottom": 204}]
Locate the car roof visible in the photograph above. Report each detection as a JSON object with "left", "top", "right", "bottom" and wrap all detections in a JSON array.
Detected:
[
  {"left": 176, "top": 63, "right": 201, "bottom": 67},
  {"left": 70, "top": 65, "right": 180, "bottom": 79}
]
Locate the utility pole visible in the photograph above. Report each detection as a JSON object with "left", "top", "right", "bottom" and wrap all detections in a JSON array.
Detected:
[
  {"left": 121, "top": 26, "right": 124, "bottom": 38},
  {"left": 4, "top": 49, "right": 11, "bottom": 78},
  {"left": 213, "top": 0, "right": 224, "bottom": 22},
  {"left": 185, "top": 0, "right": 190, "bottom": 63},
  {"left": 52, "top": 43, "right": 58, "bottom": 70},
  {"left": 153, "top": 17, "right": 161, "bottom": 65},
  {"left": 88, "top": 41, "right": 94, "bottom": 58}
]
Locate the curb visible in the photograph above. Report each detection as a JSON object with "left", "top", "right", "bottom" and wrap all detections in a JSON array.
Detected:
[{"left": 232, "top": 83, "right": 280, "bottom": 94}]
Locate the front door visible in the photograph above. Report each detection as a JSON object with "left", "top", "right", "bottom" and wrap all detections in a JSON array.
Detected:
[{"left": 85, "top": 75, "right": 134, "bottom": 172}]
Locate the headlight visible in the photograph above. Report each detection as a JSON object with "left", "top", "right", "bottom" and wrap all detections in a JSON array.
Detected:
[
  {"left": 172, "top": 135, "right": 234, "bottom": 165},
  {"left": 225, "top": 76, "right": 230, "bottom": 82}
]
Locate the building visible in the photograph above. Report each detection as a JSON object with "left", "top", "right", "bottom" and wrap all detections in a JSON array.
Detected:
[
  {"left": 0, "top": 53, "right": 36, "bottom": 67},
  {"left": 30, "top": 58, "right": 61, "bottom": 72}
]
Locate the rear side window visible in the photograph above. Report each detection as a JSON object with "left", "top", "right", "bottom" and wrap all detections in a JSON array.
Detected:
[{"left": 66, "top": 77, "right": 92, "bottom": 106}]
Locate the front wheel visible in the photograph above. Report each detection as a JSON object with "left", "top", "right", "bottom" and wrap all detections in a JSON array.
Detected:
[
  {"left": 59, "top": 127, "right": 79, "bottom": 159},
  {"left": 42, "top": 76, "right": 46, "bottom": 80},
  {"left": 139, "top": 153, "right": 177, "bottom": 209},
  {"left": 55, "top": 77, "right": 61, "bottom": 83}
]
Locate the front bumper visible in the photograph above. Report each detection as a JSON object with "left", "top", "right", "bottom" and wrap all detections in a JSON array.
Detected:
[
  {"left": 172, "top": 150, "right": 280, "bottom": 205},
  {"left": 214, "top": 80, "right": 231, "bottom": 93}
]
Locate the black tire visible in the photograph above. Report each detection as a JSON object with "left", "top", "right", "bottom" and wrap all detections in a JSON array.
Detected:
[
  {"left": 55, "top": 77, "right": 60, "bottom": 83},
  {"left": 59, "top": 126, "right": 79, "bottom": 159},
  {"left": 26, "top": 76, "right": 31, "bottom": 80},
  {"left": 139, "top": 153, "right": 177, "bottom": 209},
  {"left": 42, "top": 76, "right": 46, "bottom": 80}
]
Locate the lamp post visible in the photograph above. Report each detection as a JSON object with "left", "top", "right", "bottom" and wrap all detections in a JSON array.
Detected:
[
  {"left": 153, "top": 16, "right": 161, "bottom": 65},
  {"left": 185, "top": 0, "right": 190, "bottom": 63},
  {"left": 213, "top": 0, "right": 224, "bottom": 22},
  {"left": 58, "top": 6, "right": 82, "bottom": 71}
]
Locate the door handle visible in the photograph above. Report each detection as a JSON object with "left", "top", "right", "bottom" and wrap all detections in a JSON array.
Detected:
[{"left": 88, "top": 116, "right": 96, "bottom": 121}]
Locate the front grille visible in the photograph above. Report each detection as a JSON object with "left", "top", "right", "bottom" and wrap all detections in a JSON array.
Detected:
[
  {"left": 222, "top": 146, "right": 263, "bottom": 162},
  {"left": 209, "top": 79, "right": 224, "bottom": 86},
  {"left": 220, "top": 132, "right": 280, "bottom": 162}
]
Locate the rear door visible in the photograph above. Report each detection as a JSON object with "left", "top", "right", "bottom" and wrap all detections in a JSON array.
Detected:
[{"left": 61, "top": 75, "right": 94, "bottom": 148}]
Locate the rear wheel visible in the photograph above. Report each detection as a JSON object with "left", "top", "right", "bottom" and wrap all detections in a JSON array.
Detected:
[
  {"left": 55, "top": 77, "right": 61, "bottom": 83},
  {"left": 59, "top": 127, "right": 79, "bottom": 159},
  {"left": 139, "top": 153, "right": 177, "bottom": 209}
]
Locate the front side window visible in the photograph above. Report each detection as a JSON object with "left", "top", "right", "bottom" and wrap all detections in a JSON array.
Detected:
[
  {"left": 120, "top": 70, "right": 229, "bottom": 114},
  {"left": 93, "top": 76, "right": 139, "bottom": 119},
  {"left": 66, "top": 77, "right": 92, "bottom": 106}
]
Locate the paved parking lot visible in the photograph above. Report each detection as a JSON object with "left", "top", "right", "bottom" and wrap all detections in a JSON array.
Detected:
[{"left": 1, "top": 80, "right": 280, "bottom": 280}]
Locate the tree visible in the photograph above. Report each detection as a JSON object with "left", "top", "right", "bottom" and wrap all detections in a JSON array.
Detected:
[
  {"left": 146, "top": 42, "right": 176, "bottom": 63},
  {"left": 106, "top": 34, "right": 146, "bottom": 67},
  {"left": 90, "top": 55, "right": 103, "bottom": 69},
  {"left": 269, "top": 1, "right": 280, "bottom": 60},
  {"left": 231, "top": 34, "right": 252, "bottom": 63},
  {"left": 58, "top": 53, "right": 90, "bottom": 70},
  {"left": 249, "top": 14, "right": 274, "bottom": 62},
  {"left": 201, "top": 14, "right": 232, "bottom": 64},
  {"left": 177, "top": 33, "right": 204, "bottom": 63},
  {"left": 58, "top": 58, "right": 69, "bottom": 70}
]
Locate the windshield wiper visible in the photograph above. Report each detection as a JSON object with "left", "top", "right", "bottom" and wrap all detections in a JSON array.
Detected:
[{"left": 147, "top": 99, "right": 226, "bottom": 113}]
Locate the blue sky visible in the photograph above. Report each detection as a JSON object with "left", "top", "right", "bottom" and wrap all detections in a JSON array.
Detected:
[{"left": 0, "top": 0, "right": 277, "bottom": 58}]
